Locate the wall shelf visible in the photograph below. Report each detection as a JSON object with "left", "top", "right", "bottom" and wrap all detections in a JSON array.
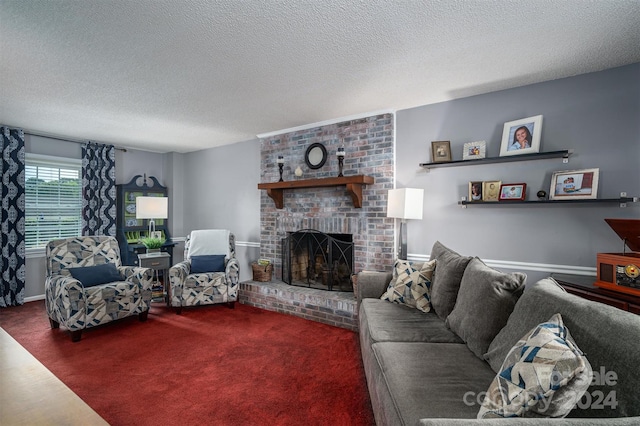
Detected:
[
  {"left": 458, "top": 196, "right": 638, "bottom": 208},
  {"left": 419, "top": 150, "right": 571, "bottom": 170},
  {"left": 258, "top": 175, "right": 374, "bottom": 209}
]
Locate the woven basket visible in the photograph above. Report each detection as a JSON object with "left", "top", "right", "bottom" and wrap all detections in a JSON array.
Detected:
[{"left": 252, "top": 262, "right": 273, "bottom": 282}]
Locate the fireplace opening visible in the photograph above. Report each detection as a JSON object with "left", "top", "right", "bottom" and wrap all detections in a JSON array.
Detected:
[{"left": 282, "top": 229, "right": 353, "bottom": 291}]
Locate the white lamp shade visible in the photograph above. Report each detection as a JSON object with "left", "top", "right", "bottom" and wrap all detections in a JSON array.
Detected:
[
  {"left": 136, "top": 196, "right": 168, "bottom": 219},
  {"left": 387, "top": 188, "right": 424, "bottom": 220}
]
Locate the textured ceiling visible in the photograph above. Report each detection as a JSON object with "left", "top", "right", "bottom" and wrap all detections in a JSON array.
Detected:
[{"left": 1, "top": 0, "right": 639, "bottom": 153}]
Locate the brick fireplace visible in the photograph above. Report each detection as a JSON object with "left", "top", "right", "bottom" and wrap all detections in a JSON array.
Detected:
[
  {"left": 241, "top": 113, "right": 395, "bottom": 330},
  {"left": 259, "top": 113, "right": 395, "bottom": 276}
]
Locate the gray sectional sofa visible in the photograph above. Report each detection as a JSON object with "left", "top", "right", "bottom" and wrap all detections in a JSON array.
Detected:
[{"left": 356, "top": 242, "right": 640, "bottom": 425}]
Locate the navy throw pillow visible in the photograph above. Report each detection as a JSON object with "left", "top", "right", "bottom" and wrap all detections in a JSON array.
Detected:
[
  {"left": 69, "top": 263, "right": 122, "bottom": 287},
  {"left": 190, "top": 255, "right": 226, "bottom": 274}
]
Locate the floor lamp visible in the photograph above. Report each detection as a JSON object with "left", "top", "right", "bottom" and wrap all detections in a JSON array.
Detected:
[
  {"left": 386, "top": 188, "right": 424, "bottom": 260},
  {"left": 136, "top": 196, "right": 168, "bottom": 238}
]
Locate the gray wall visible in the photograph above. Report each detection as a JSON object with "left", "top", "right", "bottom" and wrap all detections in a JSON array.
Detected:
[
  {"left": 21, "top": 63, "right": 639, "bottom": 299},
  {"left": 397, "top": 63, "right": 639, "bottom": 283},
  {"left": 180, "top": 138, "right": 262, "bottom": 282}
]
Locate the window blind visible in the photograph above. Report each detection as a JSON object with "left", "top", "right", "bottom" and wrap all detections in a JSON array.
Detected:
[{"left": 25, "top": 155, "right": 82, "bottom": 249}]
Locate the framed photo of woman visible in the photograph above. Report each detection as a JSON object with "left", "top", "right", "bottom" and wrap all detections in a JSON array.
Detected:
[
  {"left": 468, "top": 181, "right": 483, "bottom": 202},
  {"left": 499, "top": 115, "right": 543, "bottom": 157},
  {"left": 499, "top": 183, "right": 527, "bottom": 201}
]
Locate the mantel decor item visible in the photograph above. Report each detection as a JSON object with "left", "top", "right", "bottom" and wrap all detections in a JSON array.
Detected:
[
  {"left": 277, "top": 155, "right": 284, "bottom": 182},
  {"left": 549, "top": 168, "right": 599, "bottom": 200},
  {"left": 431, "top": 141, "right": 451, "bottom": 163},
  {"left": 463, "top": 141, "right": 487, "bottom": 160},
  {"left": 136, "top": 196, "right": 168, "bottom": 237},
  {"left": 499, "top": 183, "right": 527, "bottom": 201},
  {"left": 499, "top": 115, "right": 543, "bottom": 157},
  {"left": 304, "top": 143, "right": 327, "bottom": 169},
  {"left": 337, "top": 146, "right": 345, "bottom": 177},
  {"left": 386, "top": 188, "right": 424, "bottom": 260}
]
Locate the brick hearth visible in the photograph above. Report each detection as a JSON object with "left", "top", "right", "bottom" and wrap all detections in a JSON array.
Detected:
[{"left": 239, "top": 280, "right": 358, "bottom": 331}]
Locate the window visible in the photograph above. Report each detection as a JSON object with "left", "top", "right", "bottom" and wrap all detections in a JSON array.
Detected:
[{"left": 25, "top": 154, "right": 82, "bottom": 250}]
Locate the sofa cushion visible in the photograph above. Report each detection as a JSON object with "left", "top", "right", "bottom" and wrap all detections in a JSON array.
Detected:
[
  {"left": 359, "top": 298, "right": 463, "bottom": 348},
  {"left": 370, "top": 342, "right": 497, "bottom": 424},
  {"left": 69, "top": 263, "right": 122, "bottom": 287},
  {"left": 190, "top": 255, "right": 226, "bottom": 274},
  {"left": 485, "top": 277, "right": 640, "bottom": 418},
  {"left": 429, "top": 241, "right": 472, "bottom": 319},
  {"left": 478, "top": 313, "right": 592, "bottom": 418},
  {"left": 381, "top": 259, "right": 435, "bottom": 312},
  {"left": 445, "top": 257, "right": 526, "bottom": 359}
]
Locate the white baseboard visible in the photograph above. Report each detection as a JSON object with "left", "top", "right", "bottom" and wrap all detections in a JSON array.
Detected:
[
  {"left": 25, "top": 294, "right": 46, "bottom": 303},
  {"left": 407, "top": 253, "right": 596, "bottom": 276}
]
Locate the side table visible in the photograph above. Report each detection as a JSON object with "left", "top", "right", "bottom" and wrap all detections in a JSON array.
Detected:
[
  {"left": 138, "top": 252, "right": 171, "bottom": 306},
  {"left": 552, "top": 273, "right": 640, "bottom": 315}
]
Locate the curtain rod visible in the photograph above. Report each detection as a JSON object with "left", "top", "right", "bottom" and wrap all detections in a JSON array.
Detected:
[{"left": 24, "top": 131, "right": 128, "bottom": 152}]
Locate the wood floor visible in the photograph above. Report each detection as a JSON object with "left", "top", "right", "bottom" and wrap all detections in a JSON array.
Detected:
[{"left": 0, "top": 327, "right": 108, "bottom": 425}]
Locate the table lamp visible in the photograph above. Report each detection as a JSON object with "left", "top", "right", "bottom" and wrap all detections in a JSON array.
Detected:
[{"left": 136, "top": 196, "right": 168, "bottom": 238}]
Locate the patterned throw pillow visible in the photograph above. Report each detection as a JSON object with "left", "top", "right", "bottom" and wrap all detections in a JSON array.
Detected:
[
  {"left": 478, "top": 313, "right": 592, "bottom": 419},
  {"left": 380, "top": 259, "right": 435, "bottom": 313}
]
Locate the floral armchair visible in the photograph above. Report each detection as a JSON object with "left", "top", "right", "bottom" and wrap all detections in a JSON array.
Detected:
[
  {"left": 45, "top": 236, "right": 153, "bottom": 342},
  {"left": 168, "top": 229, "right": 240, "bottom": 314}
]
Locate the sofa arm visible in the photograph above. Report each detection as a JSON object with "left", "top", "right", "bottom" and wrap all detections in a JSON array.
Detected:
[
  {"left": 356, "top": 270, "right": 392, "bottom": 303},
  {"left": 417, "top": 417, "right": 640, "bottom": 426}
]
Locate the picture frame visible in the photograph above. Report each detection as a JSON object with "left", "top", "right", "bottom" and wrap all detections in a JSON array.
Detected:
[
  {"left": 549, "top": 168, "right": 599, "bottom": 200},
  {"left": 482, "top": 180, "right": 502, "bottom": 202},
  {"left": 431, "top": 141, "right": 451, "bottom": 163},
  {"left": 499, "top": 183, "right": 527, "bottom": 201},
  {"left": 468, "top": 181, "right": 483, "bottom": 202},
  {"left": 462, "top": 141, "right": 486, "bottom": 160},
  {"left": 499, "top": 115, "right": 543, "bottom": 157}
]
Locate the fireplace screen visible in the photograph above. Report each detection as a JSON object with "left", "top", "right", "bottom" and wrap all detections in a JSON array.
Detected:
[{"left": 282, "top": 229, "right": 353, "bottom": 291}]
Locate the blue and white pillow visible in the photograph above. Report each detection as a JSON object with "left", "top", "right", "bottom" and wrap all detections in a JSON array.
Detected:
[
  {"left": 381, "top": 259, "right": 435, "bottom": 313},
  {"left": 478, "top": 313, "right": 592, "bottom": 418}
]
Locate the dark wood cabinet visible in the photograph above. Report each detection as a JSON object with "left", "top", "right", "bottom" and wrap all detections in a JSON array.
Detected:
[
  {"left": 553, "top": 274, "right": 640, "bottom": 314},
  {"left": 116, "top": 175, "right": 175, "bottom": 266}
]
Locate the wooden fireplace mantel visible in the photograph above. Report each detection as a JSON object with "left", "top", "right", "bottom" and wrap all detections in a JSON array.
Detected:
[{"left": 257, "top": 175, "right": 375, "bottom": 209}]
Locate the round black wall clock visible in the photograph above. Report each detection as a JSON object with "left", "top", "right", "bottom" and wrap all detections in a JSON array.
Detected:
[{"left": 304, "top": 143, "right": 327, "bottom": 169}]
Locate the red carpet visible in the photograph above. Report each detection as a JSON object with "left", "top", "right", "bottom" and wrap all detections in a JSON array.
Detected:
[{"left": 0, "top": 301, "right": 374, "bottom": 426}]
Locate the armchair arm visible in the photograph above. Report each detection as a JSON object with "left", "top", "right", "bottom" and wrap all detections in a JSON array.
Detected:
[
  {"left": 118, "top": 266, "right": 153, "bottom": 291},
  {"left": 44, "top": 274, "right": 86, "bottom": 331},
  {"left": 169, "top": 260, "right": 191, "bottom": 306},
  {"left": 225, "top": 257, "right": 240, "bottom": 298}
]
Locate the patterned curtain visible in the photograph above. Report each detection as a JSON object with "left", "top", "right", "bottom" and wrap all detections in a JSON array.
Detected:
[
  {"left": 82, "top": 142, "right": 116, "bottom": 236},
  {"left": 0, "top": 126, "right": 26, "bottom": 307}
]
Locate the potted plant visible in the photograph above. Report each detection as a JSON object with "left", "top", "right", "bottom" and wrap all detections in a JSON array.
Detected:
[{"left": 140, "top": 237, "right": 165, "bottom": 255}]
